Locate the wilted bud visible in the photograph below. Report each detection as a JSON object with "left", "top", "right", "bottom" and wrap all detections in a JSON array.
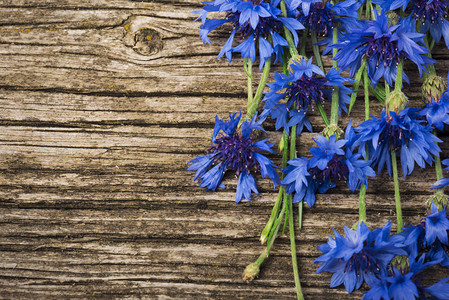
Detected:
[
  {"left": 422, "top": 75, "right": 447, "bottom": 103},
  {"left": 390, "top": 255, "right": 410, "bottom": 275},
  {"left": 242, "top": 263, "right": 260, "bottom": 281},
  {"left": 385, "top": 90, "right": 408, "bottom": 115},
  {"left": 288, "top": 54, "right": 305, "bottom": 73},
  {"left": 428, "top": 190, "right": 448, "bottom": 212},
  {"left": 322, "top": 124, "right": 343, "bottom": 140}
]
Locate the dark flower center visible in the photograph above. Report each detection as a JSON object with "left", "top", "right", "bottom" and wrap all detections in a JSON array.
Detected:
[
  {"left": 378, "top": 118, "right": 412, "bottom": 151},
  {"left": 285, "top": 75, "right": 329, "bottom": 112},
  {"left": 208, "top": 132, "right": 259, "bottom": 176},
  {"left": 364, "top": 36, "right": 401, "bottom": 67},
  {"left": 345, "top": 249, "right": 382, "bottom": 275},
  {"left": 227, "top": 7, "right": 283, "bottom": 40},
  {"left": 410, "top": 0, "right": 449, "bottom": 23},
  {"left": 297, "top": 3, "right": 335, "bottom": 36},
  {"left": 310, "top": 154, "right": 349, "bottom": 186}
]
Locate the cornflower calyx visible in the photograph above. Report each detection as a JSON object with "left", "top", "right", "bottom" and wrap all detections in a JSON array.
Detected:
[
  {"left": 428, "top": 190, "right": 448, "bottom": 211},
  {"left": 389, "top": 255, "right": 410, "bottom": 275},
  {"left": 422, "top": 74, "right": 448, "bottom": 103},
  {"left": 322, "top": 124, "right": 343, "bottom": 139},
  {"left": 385, "top": 90, "right": 409, "bottom": 115}
]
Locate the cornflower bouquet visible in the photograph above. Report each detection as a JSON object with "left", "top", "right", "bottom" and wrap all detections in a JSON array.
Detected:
[{"left": 189, "top": 0, "right": 449, "bottom": 298}]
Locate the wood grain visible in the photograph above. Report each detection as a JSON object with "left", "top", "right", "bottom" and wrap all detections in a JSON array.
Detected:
[{"left": 0, "top": 1, "right": 448, "bottom": 299}]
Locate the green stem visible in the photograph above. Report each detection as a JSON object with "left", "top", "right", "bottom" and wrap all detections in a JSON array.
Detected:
[
  {"left": 246, "top": 58, "right": 271, "bottom": 121},
  {"left": 435, "top": 154, "right": 444, "bottom": 181},
  {"left": 434, "top": 130, "right": 444, "bottom": 195},
  {"left": 330, "top": 27, "right": 339, "bottom": 126},
  {"left": 391, "top": 150, "right": 403, "bottom": 233},
  {"left": 288, "top": 194, "right": 304, "bottom": 300},
  {"left": 348, "top": 59, "right": 366, "bottom": 115},
  {"left": 244, "top": 59, "right": 253, "bottom": 111},
  {"left": 358, "top": 69, "right": 370, "bottom": 223},
  {"left": 260, "top": 132, "right": 289, "bottom": 244},
  {"left": 253, "top": 195, "right": 288, "bottom": 270},
  {"left": 282, "top": 191, "right": 289, "bottom": 234},
  {"left": 311, "top": 31, "right": 325, "bottom": 73},
  {"left": 317, "top": 102, "right": 330, "bottom": 126},
  {"left": 423, "top": 35, "right": 436, "bottom": 77},
  {"left": 385, "top": 83, "right": 390, "bottom": 99},
  {"left": 368, "top": 83, "right": 386, "bottom": 104},
  {"left": 260, "top": 187, "right": 283, "bottom": 244},
  {"left": 280, "top": 0, "right": 299, "bottom": 57},
  {"left": 394, "top": 60, "right": 403, "bottom": 93},
  {"left": 300, "top": 29, "right": 307, "bottom": 57},
  {"left": 363, "top": 67, "right": 370, "bottom": 121},
  {"left": 365, "top": 0, "right": 371, "bottom": 20}
]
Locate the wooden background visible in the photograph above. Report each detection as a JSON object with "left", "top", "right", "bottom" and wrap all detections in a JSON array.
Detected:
[{"left": 0, "top": 1, "right": 448, "bottom": 299}]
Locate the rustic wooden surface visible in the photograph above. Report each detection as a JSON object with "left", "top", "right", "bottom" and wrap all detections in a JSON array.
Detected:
[{"left": 0, "top": 1, "right": 448, "bottom": 299}]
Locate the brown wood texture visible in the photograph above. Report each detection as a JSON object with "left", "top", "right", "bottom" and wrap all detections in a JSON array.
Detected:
[{"left": 0, "top": 1, "right": 448, "bottom": 299}]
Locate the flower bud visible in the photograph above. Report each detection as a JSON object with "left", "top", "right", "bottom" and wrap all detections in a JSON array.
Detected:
[
  {"left": 322, "top": 124, "right": 343, "bottom": 140},
  {"left": 422, "top": 74, "right": 447, "bottom": 103},
  {"left": 390, "top": 255, "right": 410, "bottom": 275},
  {"left": 385, "top": 90, "right": 408, "bottom": 115},
  {"left": 428, "top": 190, "right": 448, "bottom": 212},
  {"left": 242, "top": 263, "right": 260, "bottom": 281}
]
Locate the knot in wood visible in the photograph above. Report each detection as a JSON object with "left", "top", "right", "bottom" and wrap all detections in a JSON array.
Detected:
[{"left": 133, "top": 28, "right": 163, "bottom": 56}]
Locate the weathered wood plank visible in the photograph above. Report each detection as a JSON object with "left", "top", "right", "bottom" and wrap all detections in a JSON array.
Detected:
[{"left": 0, "top": 0, "right": 448, "bottom": 299}]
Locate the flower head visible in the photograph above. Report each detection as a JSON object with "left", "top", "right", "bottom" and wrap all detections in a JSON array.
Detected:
[
  {"left": 282, "top": 122, "right": 375, "bottom": 206},
  {"left": 409, "top": 0, "right": 449, "bottom": 49},
  {"left": 354, "top": 108, "right": 441, "bottom": 177},
  {"left": 295, "top": 0, "right": 362, "bottom": 53},
  {"left": 262, "top": 57, "right": 353, "bottom": 135},
  {"left": 315, "top": 221, "right": 406, "bottom": 293},
  {"left": 193, "top": 0, "right": 304, "bottom": 68},
  {"left": 187, "top": 112, "right": 280, "bottom": 203},
  {"left": 364, "top": 253, "right": 449, "bottom": 300},
  {"left": 333, "top": 11, "right": 435, "bottom": 87},
  {"left": 425, "top": 202, "right": 449, "bottom": 246}
]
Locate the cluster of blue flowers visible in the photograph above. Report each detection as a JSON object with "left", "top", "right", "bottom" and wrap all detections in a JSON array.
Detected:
[
  {"left": 315, "top": 203, "right": 449, "bottom": 299},
  {"left": 283, "top": 122, "right": 376, "bottom": 206},
  {"left": 189, "top": 0, "right": 449, "bottom": 298}
]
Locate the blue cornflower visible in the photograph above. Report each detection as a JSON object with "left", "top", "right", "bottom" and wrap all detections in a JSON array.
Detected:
[
  {"left": 193, "top": 0, "right": 304, "bottom": 68},
  {"left": 364, "top": 254, "right": 449, "bottom": 299},
  {"left": 409, "top": 0, "right": 449, "bottom": 49},
  {"left": 295, "top": 0, "right": 362, "bottom": 53},
  {"left": 333, "top": 10, "right": 435, "bottom": 87},
  {"left": 398, "top": 203, "right": 449, "bottom": 265},
  {"left": 262, "top": 57, "right": 353, "bottom": 135},
  {"left": 419, "top": 98, "right": 449, "bottom": 130},
  {"left": 354, "top": 108, "right": 442, "bottom": 177},
  {"left": 315, "top": 221, "right": 406, "bottom": 293},
  {"left": 425, "top": 202, "right": 449, "bottom": 246},
  {"left": 282, "top": 122, "right": 375, "bottom": 206},
  {"left": 187, "top": 112, "right": 280, "bottom": 203}
]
